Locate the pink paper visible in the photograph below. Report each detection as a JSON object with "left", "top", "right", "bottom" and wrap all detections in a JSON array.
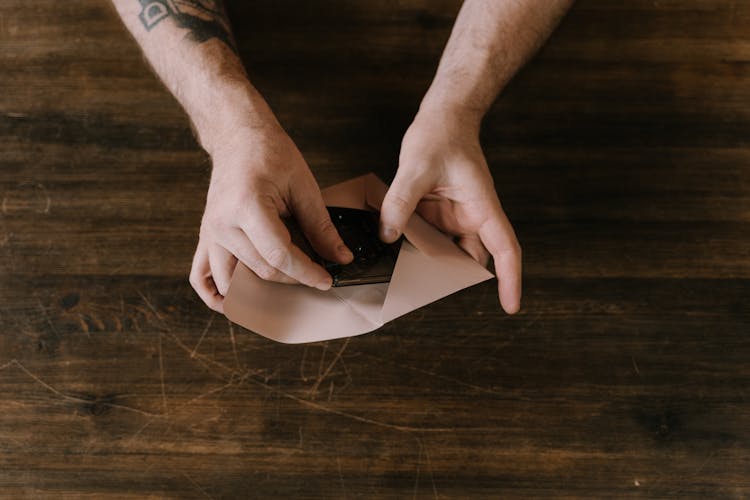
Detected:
[{"left": 223, "top": 173, "right": 493, "bottom": 343}]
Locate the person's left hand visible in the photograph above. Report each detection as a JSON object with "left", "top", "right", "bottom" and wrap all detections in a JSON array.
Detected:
[{"left": 379, "top": 107, "right": 522, "bottom": 314}]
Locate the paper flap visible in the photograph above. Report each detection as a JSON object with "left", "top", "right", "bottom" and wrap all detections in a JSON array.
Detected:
[
  {"left": 363, "top": 173, "right": 387, "bottom": 211},
  {"left": 330, "top": 282, "right": 389, "bottom": 325},
  {"left": 225, "top": 172, "right": 494, "bottom": 344},
  {"left": 322, "top": 175, "right": 369, "bottom": 209},
  {"left": 224, "top": 264, "right": 381, "bottom": 344},
  {"left": 381, "top": 238, "right": 494, "bottom": 323},
  {"left": 401, "top": 213, "right": 461, "bottom": 258}
]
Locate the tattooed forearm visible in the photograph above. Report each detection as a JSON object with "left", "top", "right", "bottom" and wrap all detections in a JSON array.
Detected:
[{"left": 138, "top": 0, "right": 236, "bottom": 51}]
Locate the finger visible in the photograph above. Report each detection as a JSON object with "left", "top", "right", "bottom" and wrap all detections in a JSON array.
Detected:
[
  {"left": 417, "top": 198, "right": 464, "bottom": 235},
  {"left": 380, "top": 169, "right": 432, "bottom": 243},
  {"left": 478, "top": 210, "right": 522, "bottom": 314},
  {"left": 457, "top": 235, "right": 491, "bottom": 267},
  {"left": 189, "top": 242, "right": 224, "bottom": 313},
  {"left": 208, "top": 243, "right": 238, "bottom": 296},
  {"left": 290, "top": 177, "right": 353, "bottom": 264},
  {"left": 241, "top": 196, "right": 333, "bottom": 290},
  {"left": 418, "top": 198, "right": 491, "bottom": 265},
  {"left": 218, "top": 227, "right": 297, "bottom": 285}
]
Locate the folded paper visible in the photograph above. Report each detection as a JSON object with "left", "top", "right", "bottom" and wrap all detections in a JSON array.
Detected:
[{"left": 223, "top": 173, "right": 494, "bottom": 343}]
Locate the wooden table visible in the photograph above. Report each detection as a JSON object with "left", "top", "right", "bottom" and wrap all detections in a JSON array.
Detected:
[{"left": 1, "top": 1, "right": 749, "bottom": 497}]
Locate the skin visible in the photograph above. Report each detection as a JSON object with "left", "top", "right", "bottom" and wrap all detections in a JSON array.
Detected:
[{"left": 111, "top": 0, "right": 573, "bottom": 314}]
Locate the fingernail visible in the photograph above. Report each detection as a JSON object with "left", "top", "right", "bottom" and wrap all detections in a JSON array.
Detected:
[
  {"left": 316, "top": 278, "right": 332, "bottom": 291},
  {"left": 381, "top": 226, "right": 398, "bottom": 242}
]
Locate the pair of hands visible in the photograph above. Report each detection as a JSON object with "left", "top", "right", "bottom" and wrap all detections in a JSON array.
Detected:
[{"left": 190, "top": 108, "right": 522, "bottom": 314}]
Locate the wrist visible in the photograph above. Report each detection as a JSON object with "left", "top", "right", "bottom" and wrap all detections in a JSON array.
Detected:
[
  {"left": 185, "top": 73, "right": 281, "bottom": 157},
  {"left": 415, "top": 91, "right": 483, "bottom": 136},
  {"left": 417, "top": 88, "right": 484, "bottom": 133}
]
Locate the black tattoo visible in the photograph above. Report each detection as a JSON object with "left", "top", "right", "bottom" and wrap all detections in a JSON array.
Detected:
[{"left": 138, "top": 0, "right": 236, "bottom": 52}]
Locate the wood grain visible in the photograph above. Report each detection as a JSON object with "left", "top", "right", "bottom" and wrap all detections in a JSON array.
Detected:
[{"left": 1, "top": 0, "right": 749, "bottom": 497}]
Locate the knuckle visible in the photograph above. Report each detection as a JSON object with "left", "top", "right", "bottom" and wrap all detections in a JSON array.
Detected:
[
  {"left": 252, "top": 263, "right": 276, "bottom": 281},
  {"left": 506, "top": 236, "right": 522, "bottom": 257},
  {"left": 188, "top": 268, "right": 201, "bottom": 289},
  {"left": 317, "top": 217, "right": 336, "bottom": 235},
  {"left": 388, "top": 193, "right": 412, "bottom": 214},
  {"left": 264, "top": 245, "right": 290, "bottom": 269},
  {"left": 502, "top": 241, "right": 522, "bottom": 260},
  {"left": 202, "top": 212, "right": 227, "bottom": 233}
]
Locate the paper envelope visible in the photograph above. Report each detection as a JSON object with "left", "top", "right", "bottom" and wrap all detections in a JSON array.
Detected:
[{"left": 223, "top": 173, "right": 494, "bottom": 344}]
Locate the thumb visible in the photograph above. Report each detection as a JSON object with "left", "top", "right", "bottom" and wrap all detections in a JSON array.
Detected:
[
  {"left": 291, "top": 178, "right": 354, "bottom": 265},
  {"left": 379, "top": 170, "right": 431, "bottom": 243}
]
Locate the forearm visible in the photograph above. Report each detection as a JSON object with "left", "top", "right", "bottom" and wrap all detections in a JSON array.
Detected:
[
  {"left": 421, "top": 0, "right": 574, "bottom": 124},
  {"left": 110, "top": 0, "right": 277, "bottom": 154}
]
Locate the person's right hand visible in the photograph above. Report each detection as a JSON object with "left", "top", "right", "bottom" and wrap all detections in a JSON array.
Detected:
[{"left": 190, "top": 123, "right": 354, "bottom": 313}]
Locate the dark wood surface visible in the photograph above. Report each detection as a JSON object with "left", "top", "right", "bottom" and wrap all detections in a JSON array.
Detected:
[{"left": 2, "top": 1, "right": 749, "bottom": 497}]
